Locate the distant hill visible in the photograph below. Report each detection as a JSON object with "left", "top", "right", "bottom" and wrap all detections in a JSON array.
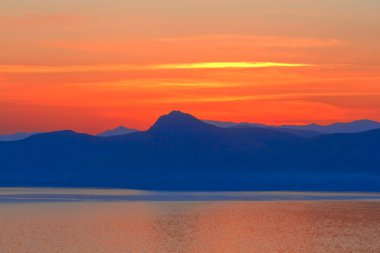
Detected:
[
  {"left": 97, "top": 126, "right": 139, "bottom": 137},
  {"left": 204, "top": 120, "right": 321, "bottom": 137},
  {"left": 205, "top": 119, "right": 380, "bottom": 135},
  {"left": 204, "top": 120, "right": 266, "bottom": 128},
  {"left": 0, "top": 111, "right": 379, "bottom": 191},
  {"left": 281, "top": 119, "right": 380, "bottom": 134},
  {"left": 0, "top": 132, "right": 40, "bottom": 141},
  {"left": 0, "top": 126, "right": 139, "bottom": 141}
]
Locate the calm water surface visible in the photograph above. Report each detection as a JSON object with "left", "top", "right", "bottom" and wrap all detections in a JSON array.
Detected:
[{"left": 0, "top": 188, "right": 380, "bottom": 253}]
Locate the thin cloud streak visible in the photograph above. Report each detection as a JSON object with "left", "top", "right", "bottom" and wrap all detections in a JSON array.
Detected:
[
  {"left": 155, "top": 62, "right": 312, "bottom": 69},
  {"left": 0, "top": 62, "right": 313, "bottom": 73},
  {"left": 157, "top": 35, "right": 342, "bottom": 48},
  {"left": 145, "top": 92, "right": 380, "bottom": 104},
  {"left": 71, "top": 80, "right": 238, "bottom": 89}
]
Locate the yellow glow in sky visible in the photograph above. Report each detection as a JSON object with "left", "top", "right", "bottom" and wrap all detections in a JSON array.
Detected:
[
  {"left": 0, "top": 62, "right": 312, "bottom": 73},
  {"left": 156, "top": 62, "right": 312, "bottom": 69}
]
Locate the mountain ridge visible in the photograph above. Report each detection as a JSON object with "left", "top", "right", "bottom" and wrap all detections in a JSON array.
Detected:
[
  {"left": 1, "top": 114, "right": 379, "bottom": 141},
  {"left": 0, "top": 111, "right": 379, "bottom": 191},
  {"left": 98, "top": 126, "right": 139, "bottom": 137},
  {"left": 205, "top": 118, "right": 380, "bottom": 135}
]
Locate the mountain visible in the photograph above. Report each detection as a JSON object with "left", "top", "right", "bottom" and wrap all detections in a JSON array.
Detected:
[
  {"left": 150, "top": 111, "right": 219, "bottom": 133},
  {"left": 0, "top": 111, "right": 380, "bottom": 191},
  {"left": 0, "top": 132, "right": 40, "bottom": 141},
  {"left": 98, "top": 126, "right": 138, "bottom": 137},
  {"left": 204, "top": 120, "right": 266, "bottom": 128},
  {"left": 205, "top": 119, "right": 380, "bottom": 135},
  {"left": 281, "top": 119, "right": 380, "bottom": 134},
  {"left": 204, "top": 120, "right": 321, "bottom": 137},
  {"left": 0, "top": 126, "right": 139, "bottom": 141}
]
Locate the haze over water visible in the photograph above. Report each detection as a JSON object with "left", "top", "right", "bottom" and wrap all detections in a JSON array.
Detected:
[{"left": 0, "top": 189, "right": 380, "bottom": 253}]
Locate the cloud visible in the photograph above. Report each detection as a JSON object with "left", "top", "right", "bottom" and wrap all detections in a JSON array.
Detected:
[
  {"left": 145, "top": 92, "right": 380, "bottom": 104},
  {"left": 44, "top": 35, "right": 342, "bottom": 55},
  {"left": 73, "top": 80, "right": 238, "bottom": 89},
  {"left": 155, "top": 62, "right": 312, "bottom": 69},
  {"left": 157, "top": 35, "right": 342, "bottom": 48},
  {"left": 0, "top": 62, "right": 312, "bottom": 73}
]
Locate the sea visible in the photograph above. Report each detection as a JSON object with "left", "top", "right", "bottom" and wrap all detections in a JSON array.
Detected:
[{"left": 0, "top": 188, "right": 379, "bottom": 253}]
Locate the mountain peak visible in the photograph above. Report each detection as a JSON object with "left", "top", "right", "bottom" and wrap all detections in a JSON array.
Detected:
[
  {"left": 98, "top": 126, "right": 138, "bottom": 137},
  {"left": 149, "top": 111, "right": 216, "bottom": 133},
  {"left": 168, "top": 110, "right": 186, "bottom": 116}
]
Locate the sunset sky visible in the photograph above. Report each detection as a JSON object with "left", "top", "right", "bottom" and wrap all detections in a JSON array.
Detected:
[{"left": 1, "top": 0, "right": 380, "bottom": 134}]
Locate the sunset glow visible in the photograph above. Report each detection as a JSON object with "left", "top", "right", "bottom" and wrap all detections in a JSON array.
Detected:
[
  {"left": 155, "top": 62, "right": 312, "bottom": 70},
  {"left": 1, "top": 0, "right": 380, "bottom": 134},
  {"left": 0, "top": 62, "right": 311, "bottom": 73}
]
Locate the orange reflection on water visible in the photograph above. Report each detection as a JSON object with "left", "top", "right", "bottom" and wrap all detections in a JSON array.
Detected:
[{"left": 0, "top": 201, "right": 380, "bottom": 252}]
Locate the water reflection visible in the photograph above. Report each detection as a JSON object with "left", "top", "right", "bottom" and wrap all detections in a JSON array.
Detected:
[{"left": 0, "top": 190, "right": 379, "bottom": 252}]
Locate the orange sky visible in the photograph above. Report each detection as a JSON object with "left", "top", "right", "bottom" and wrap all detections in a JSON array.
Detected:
[{"left": 1, "top": 0, "right": 380, "bottom": 134}]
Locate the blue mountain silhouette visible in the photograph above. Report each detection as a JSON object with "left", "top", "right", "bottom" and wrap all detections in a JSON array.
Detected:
[
  {"left": 0, "top": 132, "right": 40, "bottom": 141},
  {"left": 0, "top": 111, "right": 379, "bottom": 191},
  {"left": 205, "top": 119, "right": 380, "bottom": 135},
  {"left": 97, "top": 126, "right": 138, "bottom": 137}
]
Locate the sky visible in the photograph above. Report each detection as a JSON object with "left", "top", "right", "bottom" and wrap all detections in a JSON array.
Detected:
[{"left": 1, "top": 0, "right": 380, "bottom": 134}]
